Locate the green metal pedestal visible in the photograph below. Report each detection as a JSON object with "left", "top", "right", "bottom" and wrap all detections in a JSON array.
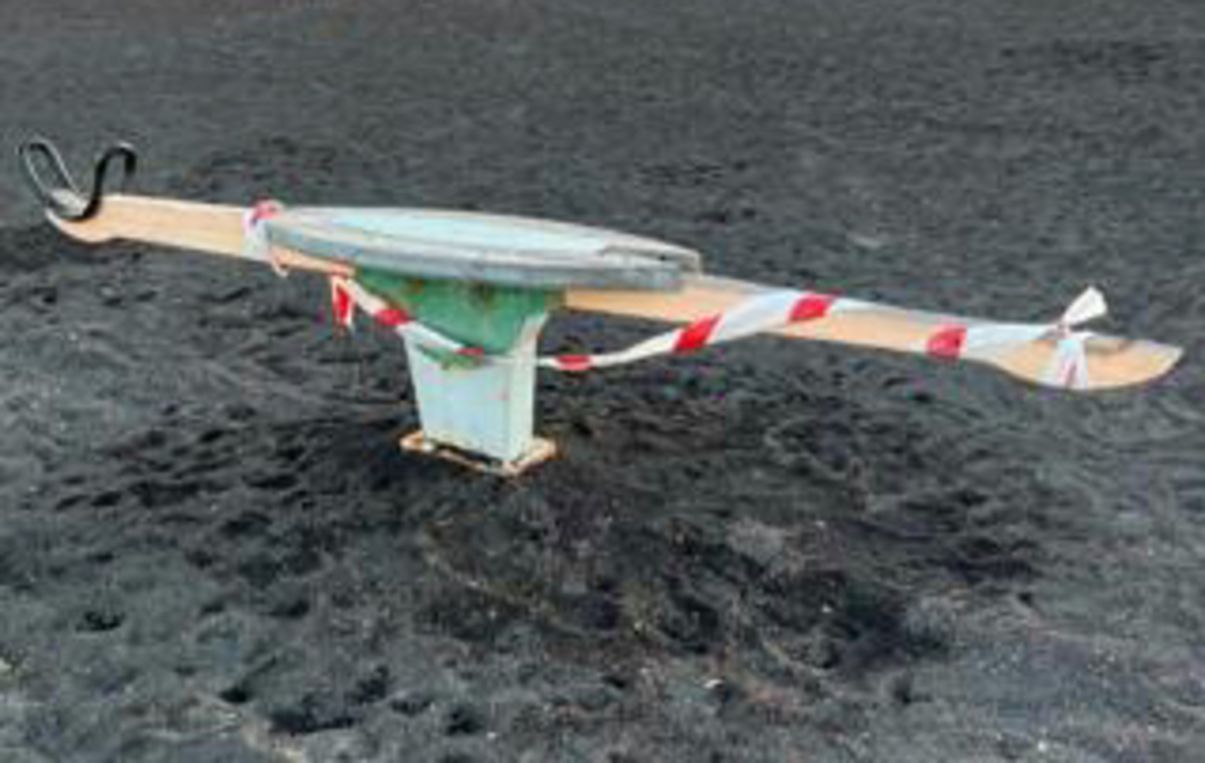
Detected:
[{"left": 357, "top": 269, "right": 561, "bottom": 470}]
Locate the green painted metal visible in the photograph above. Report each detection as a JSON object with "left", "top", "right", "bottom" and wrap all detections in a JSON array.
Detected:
[
  {"left": 355, "top": 268, "right": 560, "bottom": 353},
  {"left": 355, "top": 267, "right": 553, "bottom": 462}
]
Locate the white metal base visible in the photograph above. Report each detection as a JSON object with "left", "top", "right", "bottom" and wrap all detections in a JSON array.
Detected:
[{"left": 401, "top": 314, "right": 548, "bottom": 464}]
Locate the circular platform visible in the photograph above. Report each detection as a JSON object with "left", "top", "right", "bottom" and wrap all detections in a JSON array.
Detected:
[{"left": 264, "top": 207, "right": 702, "bottom": 290}]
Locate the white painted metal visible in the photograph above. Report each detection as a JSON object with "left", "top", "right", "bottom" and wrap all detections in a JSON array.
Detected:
[{"left": 402, "top": 312, "right": 549, "bottom": 464}]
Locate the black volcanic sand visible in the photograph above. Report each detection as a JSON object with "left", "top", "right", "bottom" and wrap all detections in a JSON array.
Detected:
[{"left": 2, "top": 1, "right": 1203, "bottom": 761}]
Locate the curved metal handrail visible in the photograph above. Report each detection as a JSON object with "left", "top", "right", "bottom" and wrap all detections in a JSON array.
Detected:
[{"left": 16, "top": 137, "right": 137, "bottom": 221}]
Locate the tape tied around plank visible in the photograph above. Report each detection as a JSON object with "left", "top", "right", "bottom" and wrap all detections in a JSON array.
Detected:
[
  {"left": 265, "top": 204, "right": 1112, "bottom": 387},
  {"left": 243, "top": 199, "right": 289, "bottom": 276},
  {"left": 923, "top": 287, "right": 1106, "bottom": 390},
  {"left": 328, "top": 274, "right": 857, "bottom": 372},
  {"left": 329, "top": 274, "right": 1106, "bottom": 386},
  {"left": 540, "top": 290, "right": 857, "bottom": 371}
]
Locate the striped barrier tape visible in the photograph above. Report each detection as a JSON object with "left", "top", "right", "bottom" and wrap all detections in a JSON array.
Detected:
[
  {"left": 242, "top": 199, "right": 289, "bottom": 276},
  {"left": 326, "top": 274, "right": 875, "bottom": 373},
  {"left": 923, "top": 288, "right": 1104, "bottom": 389},
  {"left": 329, "top": 276, "right": 487, "bottom": 366},
  {"left": 537, "top": 289, "right": 868, "bottom": 371},
  {"left": 247, "top": 201, "right": 1104, "bottom": 388},
  {"left": 327, "top": 275, "right": 1104, "bottom": 388}
]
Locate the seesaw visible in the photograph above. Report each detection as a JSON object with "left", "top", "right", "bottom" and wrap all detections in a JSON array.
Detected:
[{"left": 18, "top": 138, "right": 1183, "bottom": 475}]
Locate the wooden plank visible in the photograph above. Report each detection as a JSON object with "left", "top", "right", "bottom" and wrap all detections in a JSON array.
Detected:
[
  {"left": 49, "top": 194, "right": 351, "bottom": 276},
  {"left": 565, "top": 275, "right": 1182, "bottom": 390},
  {"left": 48, "top": 193, "right": 1180, "bottom": 390}
]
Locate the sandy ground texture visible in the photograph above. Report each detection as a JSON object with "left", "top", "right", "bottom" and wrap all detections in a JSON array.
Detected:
[{"left": 1, "top": 1, "right": 1203, "bottom": 761}]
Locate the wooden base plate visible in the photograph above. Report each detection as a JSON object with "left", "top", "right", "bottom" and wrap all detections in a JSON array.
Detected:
[{"left": 399, "top": 431, "right": 558, "bottom": 477}]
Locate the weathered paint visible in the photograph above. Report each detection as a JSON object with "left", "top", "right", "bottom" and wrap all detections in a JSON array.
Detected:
[
  {"left": 352, "top": 269, "right": 555, "bottom": 463},
  {"left": 402, "top": 311, "right": 548, "bottom": 463},
  {"left": 356, "top": 268, "right": 558, "bottom": 353},
  {"left": 264, "top": 206, "right": 701, "bottom": 290}
]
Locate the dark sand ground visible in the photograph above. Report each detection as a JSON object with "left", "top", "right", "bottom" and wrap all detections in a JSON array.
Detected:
[{"left": 1, "top": 1, "right": 1203, "bottom": 760}]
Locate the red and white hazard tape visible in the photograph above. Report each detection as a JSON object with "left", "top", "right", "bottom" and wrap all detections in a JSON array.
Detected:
[
  {"left": 242, "top": 199, "right": 289, "bottom": 276},
  {"left": 537, "top": 290, "right": 864, "bottom": 371},
  {"left": 923, "top": 287, "right": 1105, "bottom": 389},
  {"left": 329, "top": 275, "right": 485, "bottom": 360},
  {"left": 330, "top": 273, "right": 1104, "bottom": 387},
  {"left": 245, "top": 202, "right": 482, "bottom": 361},
  {"left": 246, "top": 201, "right": 1104, "bottom": 388},
  {"left": 330, "top": 272, "right": 868, "bottom": 372}
]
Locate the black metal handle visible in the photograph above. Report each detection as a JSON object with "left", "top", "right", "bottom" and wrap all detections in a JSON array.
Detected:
[{"left": 16, "top": 137, "right": 137, "bottom": 221}]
